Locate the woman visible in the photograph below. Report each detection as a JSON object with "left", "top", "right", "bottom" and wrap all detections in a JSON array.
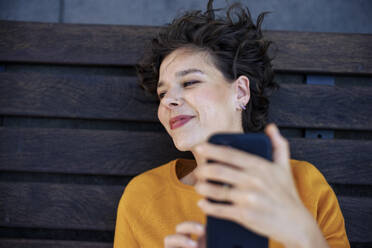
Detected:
[{"left": 113, "top": 1, "right": 350, "bottom": 247}]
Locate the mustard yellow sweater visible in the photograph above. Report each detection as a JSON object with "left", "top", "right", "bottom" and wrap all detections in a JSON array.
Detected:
[{"left": 114, "top": 158, "right": 350, "bottom": 248}]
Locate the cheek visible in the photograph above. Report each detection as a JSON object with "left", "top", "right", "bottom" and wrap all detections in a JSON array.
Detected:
[
  {"left": 157, "top": 106, "right": 167, "bottom": 127},
  {"left": 192, "top": 87, "right": 228, "bottom": 120}
]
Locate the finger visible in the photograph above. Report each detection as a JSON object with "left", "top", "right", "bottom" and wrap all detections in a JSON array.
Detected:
[
  {"left": 264, "top": 123, "right": 290, "bottom": 169},
  {"left": 194, "top": 164, "right": 248, "bottom": 188},
  {"left": 230, "top": 189, "right": 273, "bottom": 209},
  {"left": 195, "top": 181, "right": 233, "bottom": 202},
  {"left": 197, "top": 199, "right": 272, "bottom": 239},
  {"left": 176, "top": 221, "right": 205, "bottom": 236},
  {"left": 195, "top": 180, "right": 268, "bottom": 206},
  {"left": 197, "top": 198, "right": 241, "bottom": 224},
  {"left": 195, "top": 142, "right": 272, "bottom": 172},
  {"left": 164, "top": 234, "right": 198, "bottom": 248}
]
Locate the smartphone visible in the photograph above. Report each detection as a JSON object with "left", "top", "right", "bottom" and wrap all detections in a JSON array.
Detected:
[{"left": 206, "top": 132, "right": 272, "bottom": 248}]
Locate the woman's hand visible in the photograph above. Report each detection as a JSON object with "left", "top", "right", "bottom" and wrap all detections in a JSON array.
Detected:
[
  {"left": 164, "top": 221, "right": 206, "bottom": 248},
  {"left": 193, "top": 123, "right": 328, "bottom": 248}
]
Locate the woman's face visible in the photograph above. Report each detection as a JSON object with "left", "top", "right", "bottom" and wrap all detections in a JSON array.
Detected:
[{"left": 157, "top": 48, "right": 248, "bottom": 152}]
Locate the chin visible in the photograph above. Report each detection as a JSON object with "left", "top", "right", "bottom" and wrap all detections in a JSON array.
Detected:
[
  {"left": 170, "top": 134, "right": 200, "bottom": 152},
  {"left": 171, "top": 130, "right": 208, "bottom": 152},
  {"left": 173, "top": 139, "right": 193, "bottom": 152}
]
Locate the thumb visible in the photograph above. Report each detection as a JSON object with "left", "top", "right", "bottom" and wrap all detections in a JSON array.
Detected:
[
  {"left": 265, "top": 123, "right": 290, "bottom": 170},
  {"left": 198, "top": 231, "right": 206, "bottom": 248}
]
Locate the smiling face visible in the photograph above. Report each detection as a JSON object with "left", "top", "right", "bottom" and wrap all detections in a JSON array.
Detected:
[{"left": 157, "top": 47, "right": 249, "bottom": 152}]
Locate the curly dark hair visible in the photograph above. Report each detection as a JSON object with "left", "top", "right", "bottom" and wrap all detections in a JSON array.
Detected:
[{"left": 136, "top": 0, "right": 279, "bottom": 132}]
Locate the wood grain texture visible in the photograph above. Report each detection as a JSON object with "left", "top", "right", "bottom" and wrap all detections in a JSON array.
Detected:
[
  {"left": 0, "top": 72, "right": 158, "bottom": 121},
  {"left": 289, "top": 138, "right": 372, "bottom": 185},
  {"left": 268, "top": 84, "right": 372, "bottom": 130},
  {"left": 0, "top": 127, "right": 190, "bottom": 176},
  {"left": 1, "top": 21, "right": 371, "bottom": 74},
  {"left": 1, "top": 72, "right": 371, "bottom": 130},
  {"left": 0, "top": 127, "right": 371, "bottom": 185},
  {"left": 0, "top": 239, "right": 112, "bottom": 248},
  {"left": 0, "top": 21, "right": 157, "bottom": 66},
  {"left": 339, "top": 197, "right": 372, "bottom": 242},
  {"left": 0, "top": 182, "right": 122, "bottom": 231},
  {"left": 0, "top": 182, "right": 370, "bottom": 242},
  {"left": 266, "top": 31, "right": 372, "bottom": 74}
]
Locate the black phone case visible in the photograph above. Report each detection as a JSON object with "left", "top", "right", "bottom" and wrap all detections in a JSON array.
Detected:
[{"left": 206, "top": 133, "right": 272, "bottom": 248}]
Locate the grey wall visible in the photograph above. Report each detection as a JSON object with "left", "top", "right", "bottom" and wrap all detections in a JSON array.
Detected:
[{"left": 0, "top": 0, "right": 371, "bottom": 33}]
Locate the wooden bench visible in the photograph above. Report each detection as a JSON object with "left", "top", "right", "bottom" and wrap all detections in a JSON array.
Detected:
[{"left": 0, "top": 20, "right": 371, "bottom": 248}]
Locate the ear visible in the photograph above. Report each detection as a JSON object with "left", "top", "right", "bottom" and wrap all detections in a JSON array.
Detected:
[{"left": 234, "top": 75, "right": 250, "bottom": 108}]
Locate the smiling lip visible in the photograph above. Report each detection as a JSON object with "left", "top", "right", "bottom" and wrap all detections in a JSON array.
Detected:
[{"left": 170, "top": 115, "right": 195, "bottom": 130}]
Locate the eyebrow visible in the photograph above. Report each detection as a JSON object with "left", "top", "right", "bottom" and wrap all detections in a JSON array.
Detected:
[{"left": 157, "top": 68, "right": 204, "bottom": 88}]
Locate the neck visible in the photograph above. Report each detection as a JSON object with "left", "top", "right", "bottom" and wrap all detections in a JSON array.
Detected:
[{"left": 185, "top": 127, "right": 245, "bottom": 185}]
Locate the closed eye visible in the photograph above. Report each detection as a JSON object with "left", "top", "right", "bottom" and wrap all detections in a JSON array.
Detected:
[
  {"left": 183, "top": 80, "right": 200, "bottom": 87},
  {"left": 158, "top": 80, "right": 200, "bottom": 99}
]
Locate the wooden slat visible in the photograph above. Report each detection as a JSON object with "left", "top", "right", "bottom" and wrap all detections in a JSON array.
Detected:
[
  {"left": 269, "top": 84, "right": 372, "bottom": 130},
  {"left": 0, "top": 182, "right": 122, "bottom": 231},
  {"left": 0, "top": 127, "right": 190, "bottom": 176},
  {"left": 0, "top": 21, "right": 157, "bottom": 67},
  {"left": 266, "top": 31, "right": 372, "bottom": 74},
  {"left": 289, "top": 138, "right": 372, "bottom": 186},
  {"left": 0, "top": 128, "right": 371, "bottom": 185},
  {"left": 0, "top": 182, "right": 370, "bottom": 242},
  {"left": 1, "top": 72, "right": 371, "bottom": 130},
  {"left": 1, "top": 21, "right": 371, "bottom": 74},
  {"left": 339, "top": 197, "right": 372, "bottom": 242},
  {"left": 0, "top": 239, "right": 112, "bottom": 248},
  {"left": 0, "top": 72, "right": 158, "bottom": 121}
]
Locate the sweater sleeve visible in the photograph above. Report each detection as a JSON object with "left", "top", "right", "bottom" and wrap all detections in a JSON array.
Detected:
[
  {"left": 304, "top": 161, "right": 350, "bottom": 248},
  {"left": 113, "top": 192, "right": 140, "bottom": 248}
]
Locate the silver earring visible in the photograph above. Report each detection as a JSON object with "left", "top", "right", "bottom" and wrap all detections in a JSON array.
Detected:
[{"left": 240, "top": 103, "right": 246, "bottom": 110}]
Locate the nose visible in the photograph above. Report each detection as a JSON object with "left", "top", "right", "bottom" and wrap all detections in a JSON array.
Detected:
[{"left": 161, "top": 89, "right": 183, "bottom": 109}]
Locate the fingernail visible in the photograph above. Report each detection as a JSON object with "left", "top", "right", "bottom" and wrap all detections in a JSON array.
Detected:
[
  {"left": 267, "top": 123, "right": 275, "bottom": 130},
  {"left": 273, "top": 124, "right": 280, "bottom": 133},
  {"left": 269, "top": 124, "right": 279, "bottom": 136},
  {"left": 196, "top": 224, "right": 203, "bottom": 232},
  {"left": 188, "top": 239, "right": 197, "bottom": 247},
  {"left": 195, "top": 144, "right": 204, "bottom": 153}
]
